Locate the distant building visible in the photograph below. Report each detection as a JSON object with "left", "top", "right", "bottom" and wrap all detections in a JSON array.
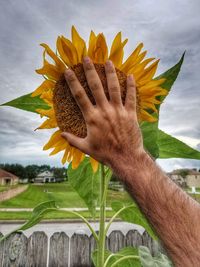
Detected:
[
  {"left": 34, "top": 171, "right": 55, "bottom": 183},
  {"left": 167, "top": 170, "right": 186, "bottom": 187},
  {"left": 186, "top": 169, "right": 200, "bottom": 188},
  {"left": 0, "top": 169, "right": 19, "bottom": 186}
]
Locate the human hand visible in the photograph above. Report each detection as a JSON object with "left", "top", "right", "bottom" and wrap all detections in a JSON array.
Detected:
[{"left": 61, "top": 57, "right": 145, "bottom": 167}]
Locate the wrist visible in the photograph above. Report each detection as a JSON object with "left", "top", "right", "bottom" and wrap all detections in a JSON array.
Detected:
[{"left": 108, "top": 148, "right": 151, "bottom": 182}]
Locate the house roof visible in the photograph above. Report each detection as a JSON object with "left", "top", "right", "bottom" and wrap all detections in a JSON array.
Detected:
[
  {"left": 37, "top": 171, "right": 53, "bottom": 177},
  {"left": 0, "top": 169, "right": 19, "bottom": 179}
]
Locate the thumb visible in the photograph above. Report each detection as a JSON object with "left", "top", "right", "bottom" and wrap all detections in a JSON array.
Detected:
[{"left": 61, "top": 132, "right": 87, "bottom": 153}]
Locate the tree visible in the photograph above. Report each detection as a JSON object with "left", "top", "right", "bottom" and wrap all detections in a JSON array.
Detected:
[{"left": 52, "top": 167, "right": 67, "bottom": 179}]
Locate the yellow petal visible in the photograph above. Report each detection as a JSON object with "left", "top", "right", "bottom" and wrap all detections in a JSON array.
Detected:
[
  {"left": 57, "top": 37, "right": 71, "bottom": 66},
  {"left": 61, "top": 36, "right": 78, "bottom": 65},
  {"left": 71, "top": 26, "right": 87, "bottom": 63},
  {"left": 127, "top": 51, "right": 147, "bottom": 75},
  {"left": 141, "top": 102, "right": 158, "bottom": 113},
  {"left": 36, "top": 117, "right": 57, "bottom": 129},
  {"left": 136, "top": 59, "right": 159, "bottom": 82},
  {"left": 50, "top": 142, "right": 67, "bottom": 155},
  {"left": 131, "top": 58, "right": 155, "bottom": 76},
  {"left": 121, "top": 43, "right": 143, "bottom": 73},
  {"left": 36, "top": 61, "right": 61, "bottom": 81},
  {"left": 109, "top": 32, "right": 128, "bottom": 68},
  {"left": 40, "top": 90, "right": 53, "bottom": 102},
  {"left": 93, "top": 33, "right": 108, "bottom": 63},
  {"left": 40, "top": 43, "right": 66, "bottom": 72},
  {"left": 72, "top": 149, "right": 85, "bottom": 169},
  {"left": 61, "top": 143, "right": 71, "bottom": 164},
  {"left": 139, "top": 109, "right": 157, "bottom": 122},
  {"left": 31, "top": 80, "right": 55, "bottom": 97},
  {"left": 138, "top": 78, "right": 165, "bottom": 89},
  {"left": 43, "top": 130, "right": 62, "bottom": 150},
  {"left": 90, "top": 157, "right": 99, "bottom": 172},
  {"left": 139, "top": 87, "right": 168, "bottom": 97},
  {"left": 88, "top": 31, "right": 97, "bottom": 60},
  {"left": 36, "top": 108, "right": 54, "bottom": 118},
  {"left": 67, "top": 147, "right": 75, "bottom": 162}
]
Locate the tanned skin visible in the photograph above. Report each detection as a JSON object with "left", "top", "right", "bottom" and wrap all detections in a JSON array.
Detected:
[{"left": 62, "top": 57, "right": 200, "bottom": 266}]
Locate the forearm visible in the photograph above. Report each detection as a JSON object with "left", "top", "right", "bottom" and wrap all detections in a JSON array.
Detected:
[{"left": 110, "top": 151, "right": 200, "bottom": 266}]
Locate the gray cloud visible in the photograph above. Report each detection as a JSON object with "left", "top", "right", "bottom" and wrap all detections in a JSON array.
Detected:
[{"left": 0, "top": 0, "right": 200, "bottom": 171}]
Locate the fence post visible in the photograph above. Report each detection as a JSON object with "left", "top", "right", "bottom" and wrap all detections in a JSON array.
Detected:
[
  {"left": 70, "top": 233, "right": 90, "bottom": 267},
  {"left": 0, "top": 232, "right": 3, "bottom": 266},
  {"left": 0, "top": 232, "right": 28, "bottom": 267},
  {"left": 108, "top": 230, "right": 125, "bottom": 253},
  {"left": 126, "top": 229, "right": 143, "bottom": 248},
  {"left": 49, "top": 232, "right": 69, "bottom": 267},
  {"left": 26, "top": 231, "right": 48, "bottom": 267}
]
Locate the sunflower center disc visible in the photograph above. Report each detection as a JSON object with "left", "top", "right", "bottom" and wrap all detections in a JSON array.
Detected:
[{"left": 53, "top": 63, "right": 127, "bottom": 138}]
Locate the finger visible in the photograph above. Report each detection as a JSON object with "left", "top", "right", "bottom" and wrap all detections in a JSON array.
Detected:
[
  {"left": 83, "top": 57, "right": 108, "bottom": 108},
  {"left": 64, "top": 69, "right": 93, "bottom": 117},
  {"left": 61, "top": 132, "right": 88, "bottom": 154},
  {"left": 125, "top": 74, "right": 137, "bottom": 114},
  {"left": 105, "top": 60, "right": 122, "bottom": 106}
]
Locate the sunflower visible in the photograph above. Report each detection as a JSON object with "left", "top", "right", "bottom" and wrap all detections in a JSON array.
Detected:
[{"left": 31, "top": 26, "right": 167, "bottom": 172}]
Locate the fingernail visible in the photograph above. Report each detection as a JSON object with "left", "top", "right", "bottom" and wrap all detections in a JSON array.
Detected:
[
  {"left": 128, "top": 74, "right": 133, "bottom": 81},
  {"left": 105, "top": 60, "right": 113, "bottom": 67},
  {"left": 83, "top": 56, "right": 91, "bottom": 64}
]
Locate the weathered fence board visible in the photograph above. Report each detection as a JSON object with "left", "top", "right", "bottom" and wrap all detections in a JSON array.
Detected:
[
  {"left": 1, "top": 233, "right": 28, "bottom": 267},
  {"left": 49, "top": 232, "right": 69, "bottom": 267},
  {"left": 126, "top": 229, "right": 143, "bottom": 247},
  {"left": 108, "top": 230, "right": 126, "bottom": 253},
  {"left": 70, "top": 233, "right": 90, "bottom": 267},
  {"left": 26, "top": 231, "right": 48, "bottom": 267},
  {"left": 0, "top": 229, "right": 164, "bottom": 267}
]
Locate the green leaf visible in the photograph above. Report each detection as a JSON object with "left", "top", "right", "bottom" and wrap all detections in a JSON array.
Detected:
[
  {"left": 157, "top": 130, "right": 200, "bottom": 159},
  {"left": 138, "top": 246, "right": 173, "bottom": 267},
  {"left": 67, "top": 157, "right": 101, "bottom": 218},
  {"left": 141, "top": 122, "right": 159, "bottom": 158},
  {"left": 19, "top": 200, "right": 58, "bottom": 230},
  {"left": 140, "top": 53, "right": 185, "bottom": 158},
  {"left": 155, "top": 52, "right": 185, "bottom": 105},
  {"left": 111, "top": 201, "right": 157, "bottom": 240},
  {"left": 0, "top": 200, "right": 58, "bottom": 242},
  {"left": 1, "top": 93, "right": 50, "bottom": 113},
  {"left": 92, "top": 247, "right": 141, "bottom": 267}
]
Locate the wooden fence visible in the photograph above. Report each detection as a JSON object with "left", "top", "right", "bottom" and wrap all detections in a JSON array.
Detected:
[{"left": 0, "top": 230, "right": 165, "bottom": 267}]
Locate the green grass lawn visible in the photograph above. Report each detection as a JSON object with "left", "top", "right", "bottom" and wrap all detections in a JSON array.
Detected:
[
  {"left": 0, "top": 183, "right": 86, "bottom": 208},
  {"left": 1, "top": 183, "right": 200, "bottom": 221},
  {"left": 0, "top": 182, "right": 131, "bottom": 220},
  {"left": 0, "top": 210, "right": 117, "bottom": 220}
]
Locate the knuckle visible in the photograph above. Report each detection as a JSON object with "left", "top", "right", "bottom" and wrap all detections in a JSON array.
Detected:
[
  {"left": 73, "top": 89, "right": 83, "bottom": 100},
  {"left": 86, "top": 115, "right": 96, "bottom": 125},
  {"left": 90, "top": 80, "right": 100, "bottom": 92},
  {"left": 127, "top": 94, "right": 135, "bottom": 102},
  {"left": 109, "top": 85, "right": 119, "bottom": 93}
]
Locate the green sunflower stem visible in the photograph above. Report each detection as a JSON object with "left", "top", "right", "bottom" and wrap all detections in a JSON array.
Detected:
[{"left": 97, "top": 164, "right": 107, "bottom": 267}]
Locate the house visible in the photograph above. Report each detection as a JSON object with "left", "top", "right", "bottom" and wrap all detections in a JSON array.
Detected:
[
  {"left": 168, "top": 169, "right": 200, "bottom": 188},
  {"left": 0, "top": 169, "right": 19, "bottom": 186},
  {"left": 167, "top": 170, "right": 186, "bottom": 187},
  {"left": 186, "top": 169, "right": 200, "bottom": 188},
  {"left": 34, "top": 171, "right": 55, "bottom": 183}
]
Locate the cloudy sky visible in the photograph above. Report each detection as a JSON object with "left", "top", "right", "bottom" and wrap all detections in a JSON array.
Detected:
[{"left": 0, "top": 0, "right": 199, "bottom": 171}]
